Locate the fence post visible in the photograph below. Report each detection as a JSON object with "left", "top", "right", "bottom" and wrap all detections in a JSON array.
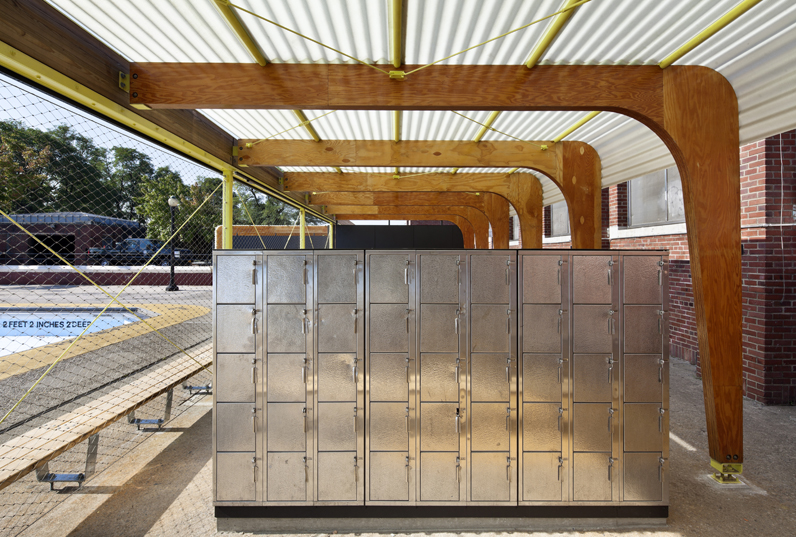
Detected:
[
  {"left": 222, "top": 170, "right": 233, "bottom": 249},
  {"left": 300, "top": 208, "right": 306, "bottom": 250}
]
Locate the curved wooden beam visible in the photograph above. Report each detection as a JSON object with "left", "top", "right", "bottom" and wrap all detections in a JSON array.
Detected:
[
  {"left": 289, "top": 172, "right": 543, "bottom": 248},
  {"left": 312, "top": 191, "right": 509, "bottom": 249},
  {"left": 340, "top": 214, "right": 474, "bottom": 249},
  {"left": 328, "top": 205, "right": 489, "bottom": 250}
]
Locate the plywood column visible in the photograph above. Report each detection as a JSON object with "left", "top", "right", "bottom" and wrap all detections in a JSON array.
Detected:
[
  {"left": 508, "top": 173, "right": 543, "bottom": 248},
  {"left": 484, "top": 193, "right": 510, "bottom": 249},
  {"left": 558, "top": 141, "right": 602, "bottom": 249},
  {"left": 662, "top": 66, "right": 743, "bottom": 465}
]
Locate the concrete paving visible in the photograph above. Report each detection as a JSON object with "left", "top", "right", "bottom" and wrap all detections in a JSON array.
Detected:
[{"left": 17, "top": 357, "right": 796, "bottom": 537}]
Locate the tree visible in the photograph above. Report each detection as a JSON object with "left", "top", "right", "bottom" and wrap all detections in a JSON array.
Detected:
[
  {"left": 0, "top": 120, "right": 53, "bottom": 214},
  {"left": 110, "top": 147, "right": 153, "bottom": 222},
  {"left": 134, "top": 166, "right": 190, "bottom": 242}
]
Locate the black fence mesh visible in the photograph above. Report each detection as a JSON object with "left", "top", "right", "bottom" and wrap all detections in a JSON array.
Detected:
[{"left": 0, "top": 72, "right": 321, "bottom": 535}]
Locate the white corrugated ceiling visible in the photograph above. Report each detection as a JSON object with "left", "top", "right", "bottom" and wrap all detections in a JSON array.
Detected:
[{"left": 45, "top": 0, "right": 796, "bottom": 208}]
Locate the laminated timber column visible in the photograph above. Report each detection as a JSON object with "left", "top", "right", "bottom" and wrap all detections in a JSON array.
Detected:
[
  {"left": 509, "top": 172, "right": 544, "bottom": 249},
  {"left": 484, "top": 193, "right": 510, "bottom": 249},
  {"left": 338, "top": 214, "right": 475, "bottom": 249},
  {"left": 557, "top": 141, "right": 602, "bottom": 249},
  {"left": 661, "top": 66, "right": 743, "bottom": 468}
]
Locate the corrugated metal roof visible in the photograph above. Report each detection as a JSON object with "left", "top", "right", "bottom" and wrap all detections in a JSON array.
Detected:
[{"left": 44, "top": 0, "right": 796, "bottom": 210}]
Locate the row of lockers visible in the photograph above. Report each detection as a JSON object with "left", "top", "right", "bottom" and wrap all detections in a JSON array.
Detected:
[{"left": 213, "top": 250, "right": 669, "bottom": 507}]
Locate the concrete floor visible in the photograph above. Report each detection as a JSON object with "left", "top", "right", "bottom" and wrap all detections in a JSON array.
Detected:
[{"left": 18, "top": 357, "right": 796, "bottom": 537}]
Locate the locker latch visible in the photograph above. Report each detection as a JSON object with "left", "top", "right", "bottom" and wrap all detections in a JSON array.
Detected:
[
  {"left": 659, "top": 457, "right": 667, "bottom": 481},
  {"left": 251, "top": 308, "right": 258, "bottom": 334},
  {"left": 303, "top": 456, "right": 308, "bottom": 482},
  {"left": 354, "top": 455, "right": 359, "bottom": 482},
  {"left": 506, "top": 457, "right": 515, "bottom": 482},
  {"left": 607, "top": 259, "right": 614, "bottom": 285},
  {"left": 456, "top": 456, "right": 461, "bottom": 482},
  {"left": 608, "top": 408, "right": 615, "bottom": 432},
  {"left": 606, "top": 356, "right": 615, "bottom": 383},
  {"left": 658, "top": 260, "right": 665, "bottom": 285},
  {"left": 607, "top": 310, "right": 615, "bottom": 334},
  {"left": 557, "top": 309, "right": 567, "bottom": 334},
  {"left": 658, "top": 358, "right": 666, "bottom": 382},
  {"left": 505, "top": 259, "right": 511, "bottom": 285},
  {"left": 404, "top": 259, "right": 411, "bottom": 285},
  {"left": 455, "top": 408, "right": 461, "bottom": 433},
  {"left": 557, "top": 456, "right": 567, "bottom": 481},
  {"left": 252, "top": 456, "right": 258, "bottom": 482},
  {"left": 657, "top": 310, "right": 665, "bottom": 334},
  {"left": 608, "top": 457, "right": 617, "bottom": 481},
  {"left": 505, "top": 407, "right": 515, "bottom": 431},
  {"left": 251, "top": 259, "right": 257, "bottom": 285},
  {"left": 659, "top": 408, "right": 666, "bottom": 432},
  {"left": 301, "top": 309, "right": 308, "bottom": 334},
  {"left": 558, "top": 407, "right": 564, "bottom": 431}
]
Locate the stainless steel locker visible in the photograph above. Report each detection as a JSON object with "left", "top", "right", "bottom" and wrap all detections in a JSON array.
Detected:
[
  {"left": 420, "top": 452, "right": 460, "bottom": 501},
  {"left": 573, "top": 452, "right": 613, "bottom": 501},
  {"left": 572, "top": 255, "right": 614, "bottom": 304},
  {"left": 572, "top": 305, "right": 614, "bottom": 354},
  {"left": 470, "top": 452, "right": 513, "bottom": 502},
  {"left": 470, "top": 403, "right": 511, "bottom": 451},
  {"left": 624, "top": 355, "right": 665, "bottom": 403},
  {"left": 522, "top": 355, "right": 563, "bottom": 403},
  {"left": 522, "top": 403, "right": 562, "bottom": 452},
  {"left": 624, "top": 404, "right": 665, "bottom": 452},
  {"left": 267, "top": 255, "right": 307, "bottom": 304},
  {"left": 420, "top": 403, "right": 460, "bottom": 451},
  {"left": 267, "top": 453, "right": 307, "bottom": 502},
  {"left": 624, "top": 305, "right": 664, "bottom": 354},
  {"left": 623, "top": 255, "right": 664, "bottom": 305},
  {"left": 470, "top": 255, "right": 511, "bottom": 304},
  {"left": 314, "top": 251, "right": 365, "bottom": 505},
  {"left": 366, "top": 251, "right": 416, "bottom": 505},
  {"left": 522, "top": 255, "right": 563, "bottom": 305},
  {"left": 419, "top": 304, "right": 460, "bottom": 352},
  {"left": 470, "top": 354, "right": 511, "bottom": 402},
  {"left": 522, "top": 304, "right": 562, "bottom": 353},
  {"left": 266, "top": 304, "right": 306, "bottom": 353},
  {"left": 267, "top": 403, "right": 307, "bottom": 452},
  {"left": 470, "top": 305, "right": 511, "bottom": 352},
  {"left": 419, "top": 354, "right": 459, "bottom": 402},
  {"left": 572, "top": 403, "right": 613, "bottom": 452},
  {"left": 266, "top": 354, "right": 306, "bottom": 402},
  {"left": 573, "top": 355, "right": 614, "bottom": 403},
  {"left": 419, "top": 254, "right": 460, "bottom": 303},
  {"left": 214, "top": 251, "right": 263, "bottom": 506}
]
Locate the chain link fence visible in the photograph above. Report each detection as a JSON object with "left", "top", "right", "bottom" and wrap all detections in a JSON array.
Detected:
[{"left": 0, "top": 72, "right": 321, "bottom": 535}]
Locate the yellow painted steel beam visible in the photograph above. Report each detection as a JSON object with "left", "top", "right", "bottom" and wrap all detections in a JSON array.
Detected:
[
  {"left": 222, "top": 169, "right": 234, "bottom": 249},
  {"left": 300, "top": 209, "right": 307, "bottom": 249},
  {"left": 524, "top": 0, "right": 583, "bottom": 68},
  {"left": 659, "top": 0, "right": 763, "bottom": 69},
  {"left": 552, "top": 111, "right": 601, "bottom": 143},
  {"left": 293, "top": 109, "right": 322, "bottom": 142},
  {"left": 452, "top": 111, "right": 502, "bottom": 175},
  {"left": 214, "top": 0, "right": 267, "bottom": 66},
  {"left": 328, "top": 224, "right": 334, "bottom": 249},
  {"left": 390, "top": 0, "right": 404, "bottom": 68},
  {"left": 393, "top": 110, "right": 402, "bottom": 142}
]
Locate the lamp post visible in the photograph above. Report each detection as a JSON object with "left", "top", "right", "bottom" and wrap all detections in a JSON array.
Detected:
[{"left": 165, "top": 196, "right": 180, "bottom": 292}]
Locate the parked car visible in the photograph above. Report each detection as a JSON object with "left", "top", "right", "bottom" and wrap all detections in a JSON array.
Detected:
[{"left": 89, "top": 238, "right": 192, "bottom": 266}]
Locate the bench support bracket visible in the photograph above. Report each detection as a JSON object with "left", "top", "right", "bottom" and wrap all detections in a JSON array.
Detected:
[
  {"left": 35, "top": 433, "right": 99, "bottom": 491},
  {"left": 127, "top": 388, "right": 173, "bottom": 430}
]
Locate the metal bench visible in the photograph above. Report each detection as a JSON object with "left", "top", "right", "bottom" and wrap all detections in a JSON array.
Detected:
[{"left": 0, "top": 342, "right": 212, "bottom": 492}]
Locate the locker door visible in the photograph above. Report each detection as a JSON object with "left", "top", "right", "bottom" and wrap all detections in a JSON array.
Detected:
[
  {"left": 317, "top": 254, "right": 358, "bottom": 303},
  {"left": 216, "top": 255, "right": 257, "bottom": 304},
  {"left": 369, "top": 304, "right": 410, "bottom": 353},
  {"left": 624, "top": 355, "right": 665, "bottom": 402},
  {"left": 522, "top": 354, "right": 562, "bottom": 403},
  {"left": 267, "top": 255, "right": 307, "bottom": 304},
  {"left": 217, "top": 403, "right": 256, "bottom": 452},
  {"left": 522, "top": 305, "right": 562, "bottom": 353},
  {"left": 217, "top": 305, "right": 256, "bottom": 354},
  {"left": 267, "top": 354, "right": 307, "bottom": 402},
  {"left": 470, "top": 452, "right": 513, "bottom": 502},
  {"left": 522, "top": 403, "right": 562, "bottom": 452},
  {"left": 470, "top": 305, "right": 510, "bottom": 353},
  {"left": 624, "top": 404, "right": 665, "bottom": 452},
  {"left": 624, "top": 305, "right": 663, "bottom": 354},
  {"left": 317, "top": 304, "right": 358, "bottom": 353},
  {"left": 419, "top": 354, "right": 459, "bottom": 402},
  {"left": 317, "top": 452, "right": 359, "bottom": 501},
  {"left": 573, "top": 404, "right": 613, "bottom": 452},
  {"left": 217, "top": 453, "right": 257, "bottom": 502},
  {"left": 369, "top": 253, "right": 410, "bottom": 303},
  {"left": 572, "top": 306, "right": 614, "bottom": 354},
  {"left": 573, "top": 452, "right": 613, "bottom": 501},
  {"left": 523, "top": 452, "right": 563, "bottom": 501},
  {"left": 370, "top": 452, "right": 410, "bottom": 501},
  {"left": 470, "top": 403, "right": 511, "bottom": 451},
  {"left": 623, "top": 255, "right": 664, "bottom": 305},
  {"left": 369, "top": 403, "right": 408, "bottom": 451},
  {"left": 573, "top": 355, "right": 614, "bottom": 403},
  {"left": 370, "top": 354, "right": 410, "bottom": 402},
  {"left": 419, "top": 254, "right": 460, "bottom": 303},
  {"left": 572, "top": 255, "right": 614, "bottom": 304},
  {"left": 420, "top": 452, "right": 460, "bottom": 501},
  {"left": 317, "top": 353, "right": 357, "bottom": 402},
  {"left": 470, "top": 354, "right": 511, "bottom": 402},
  {"left": 624, "top": 452, "right": 664, "bottom": 501},
  {"left": 470, "top": 255, "right": 511, "bottom": 304},
  {"left": 266, "top": 305, "right": 306, "bottom": 353},
  {"left": 267, "top": 403, "right": 307, "bottom": 452},
  {"left": 420, "top": 403, "right": 459, "bottom": 451},
  {"left": 217, "top": 354, "right": 256, "bottom": 403},
  {"left": 317, "top": 403, "right": 357, "bottom": 451},
  {"left": 419, "top": 304, "right": 459, "bottom": 352},
  {"left": 267, "top": 453, "right": 307, "bottom": 502},
  {"left": 522, "top": 255, "right": 562, "bottom": 304}
]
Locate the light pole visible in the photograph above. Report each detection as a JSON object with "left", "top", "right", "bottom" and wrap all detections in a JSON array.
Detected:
[{"left": 165, "top": 196, "right": 180, "bottom": 292}]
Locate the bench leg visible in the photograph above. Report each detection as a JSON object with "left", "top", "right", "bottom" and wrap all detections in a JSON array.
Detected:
[
  {"left": 36, "top": 432, "right": 99, "bottom": 491},
  {"left": 127, "top": 389, "right": 174, "bottom": 430}
]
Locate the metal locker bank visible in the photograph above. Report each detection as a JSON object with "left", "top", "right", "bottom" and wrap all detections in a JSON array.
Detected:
[{"left": 213, "top": 249, "right": 669, "bottom": 529}]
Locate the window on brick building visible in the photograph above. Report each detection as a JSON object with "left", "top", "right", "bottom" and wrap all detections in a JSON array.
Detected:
[
  {"left": 550, "top": 200, "right": 570, "bottom": 237},
  {"left": 629, "top": 166, "right": 685, "bottom": 226}
]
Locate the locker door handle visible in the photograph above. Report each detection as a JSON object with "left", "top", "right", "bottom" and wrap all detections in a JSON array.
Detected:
[
  {"left": 558, "top": 456, "right": 565, "bottom": 481},
  {"left": 405, "top": 260, "right": 410, "bottom": 284},
  {"left": 608, "top": 260, "right": 614, "bottom": 285},
  {"left": 557, "top": 267, "right": 560, "bottom": 286},
  {"left": 558, "top": 407, "right": 564, "bottom": 431},
  {"left": 252, "top": 267, "right": 257, "bottom": 285},
  {"left": 302, "top": 364, "right": 306, "bottom": 384},
  {"left": 607, "top": 310, "right": 615, "bottom": 334},
  {"left": 506, "top": 363, "right": 510, "bottom": 383},
  {"left": 252, "top": 408, "right": 257, "bottom": 433},
  {"left": 354, "top": 456, "right": 359, "bottom": 482},
  {"left": 659, "top": 457, "right": 666, "bottom": 481},
  {"left": 455, "top": 359, "right": 460, "bottom": 383},
  {"left": 658, "top": 310, "right": 664, "bottom": 334},
  {"left": 607, "top": 356, "right": 614, "bottom": 383},
  {"left": 352, "top": 362, "right": 358, "bottom": 384},
  {"left": 658, "top": 268, "right": 662, "bottom": 286},
  {"left": 456, "top": 457, "right": 461, "bottom": 482},
  {"left": 558, "top": 309, "right": 564, "bottom": 334},
  {"left": 406, "top": 309, "right": 411, "bottom": 333},
  {"left": 251, "top": 308, "right": 258, "bottom": 334},
  {"left": 406, "top": 357, "right": 411, "bottom": 384},
  {"left": 658, "top": 359, "right": 665, "bottom": 382},
  {"left": 253, "top": 457, "right": 257, "bottom": 482},
  {"left": 505, "top": 407, "right": 513, "bottom": 431},
  {"left": 505, "top": 267, "right": 510, "bottom": 285},
  {"left": 506, "top": 457, "right": 512, "bottom": 482},
  {"left": 608, "top": 457, "right": 616, "bottom": 481},
  {"left": 352, "top": 309, "right": 357, "bottom": 333},
  {"left": 251, "top": 365, "right": 256, "bottom": 385},
  {"left": 303, "top": 407, "right": 307, "bottom": 432},
  {"left": 455, "top": 409, "right": 460, "bottom": 433},
  {"left": 558, "top": 357, "right": 565, "bottom": 384},
  {"left": 405, "top": 407, "right": 410, "bottom": 433},
  {"left": 303, "top": 457, "right": 308, "bottom": 482},
  {"left": 454, "top": 311, "right": 459, "bottom": 334},
  {"left": 659, "top": 408, "right": 666, "bottom": 432},
  {"left": 353, "top": 407, "right": 358, "bottom": 434},
  {"left": 405, "top": 456, "right": 410, "bottom": 483},
  {"left": 608, "top": 408, "right": 614, "bottom": 433}
]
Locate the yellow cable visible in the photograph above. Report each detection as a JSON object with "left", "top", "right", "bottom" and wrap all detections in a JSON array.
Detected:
[
  {"left": 249, "top": 110, "right": 338, "bottom": 147},
  {"left": 226, "top": 2, "right": 390, "bottom": 75},
  {"left": 0, "top": 208, "right": 211, "bottom": 376},
  {"left": 450, "top": 111, "right": 545, "bottom": 150},
  {"left": 405, "top": 0, "right": 593, "bottom": 76},
  {"left": 235, "top": 184, "right": 267, "bottom": 250},
  {"left": 0, "top": 182, "right": 222, "bottom": 426},
  {"left": 283, "top": 211, "right": 301, "bottom": 250}
]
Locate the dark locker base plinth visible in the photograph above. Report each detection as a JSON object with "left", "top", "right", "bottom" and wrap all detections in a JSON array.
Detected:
[{"left": 217, "top": 506, "right": 668, "bottom": 533}]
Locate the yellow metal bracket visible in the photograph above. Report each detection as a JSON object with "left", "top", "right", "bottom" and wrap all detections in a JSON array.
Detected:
[
  {"left": 541, "top": 145, "right": 548, "bottom": 151},
  {"left": 389, "top": 71, "right": 406, "bottom": 80},
  {"left": 710, "top": 459, "right": 743, "bottom": 484},
  {"left": 118, "top": 72, "right": 129, "bottom": 93}
]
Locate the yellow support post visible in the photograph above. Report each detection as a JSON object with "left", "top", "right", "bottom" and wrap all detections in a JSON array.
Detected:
[
  {"left": 300, "top": 208, "right": 307, "bottom": 249},
  {"left": 222, "top": 170, "right": 234, "bottom": 249},
  {"left": 328, "top": 224, "right": 334, "bottom": 249}
]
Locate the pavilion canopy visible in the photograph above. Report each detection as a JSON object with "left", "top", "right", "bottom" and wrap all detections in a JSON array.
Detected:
[{"left": 46, "top": 0, "right": 796, "bottom": 205}]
